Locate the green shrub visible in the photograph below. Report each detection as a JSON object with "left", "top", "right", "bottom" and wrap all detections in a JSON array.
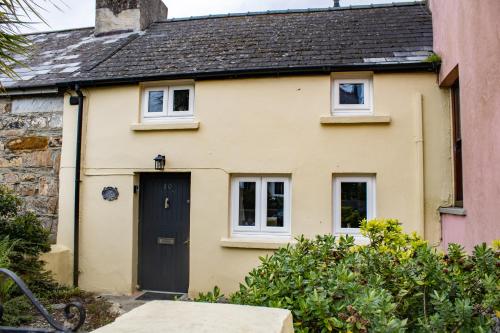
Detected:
[
  {"left": 0, "top": 186, "right": 55, "bottom": 294},
  {"left": 0, "top": 187, "right": 119, "bottom": 329},
  {"left": 0, "top": 296, "right": 33, "bottom": 327},
  {"left": 196, "top": 286, "right": 224, "bottom": 303},
  {"left": 0, "top": 236, "right": 14, "bottom": 269},
  {"left": 229, "top": 219, "right": 499, "bottom": 332},
  {"left": 0, "top": 237, "right": 17, "bottom": 303}
]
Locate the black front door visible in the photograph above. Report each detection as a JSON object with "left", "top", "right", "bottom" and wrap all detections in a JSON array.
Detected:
[{"left": 139, "top": 173, "right": 190, "bottom": 292}]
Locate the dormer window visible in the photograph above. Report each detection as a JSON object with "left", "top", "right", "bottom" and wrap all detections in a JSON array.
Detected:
[
  {"left": 142, "top": 85, "right": 194, "bottom": 121},
  {"left": 332, "top": 78, "right": 372, "bottom": 115}
]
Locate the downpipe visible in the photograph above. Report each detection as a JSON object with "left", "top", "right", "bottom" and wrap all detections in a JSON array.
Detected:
[{"left": 69, "top": 85, "right": 85, "bottom": 287}]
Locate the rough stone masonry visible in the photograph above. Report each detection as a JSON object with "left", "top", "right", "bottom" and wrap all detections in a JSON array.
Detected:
[{"left": 0, "top": 96, "right": 63, "bottom": 238}]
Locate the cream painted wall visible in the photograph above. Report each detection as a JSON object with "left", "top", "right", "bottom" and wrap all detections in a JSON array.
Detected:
[
  {"left": 79, "top": 175, "right": 137, "bottom": 293},
  {"left": 57, "top": 73, "right": 452, "bottom": 295},
  {"left": 57, "top": 95, "right": 78, "bottom": 250}
]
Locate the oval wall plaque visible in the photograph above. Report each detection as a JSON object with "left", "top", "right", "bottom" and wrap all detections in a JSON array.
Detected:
[{"left": 102, "top": 187, "right": 119, "bottom": 201}]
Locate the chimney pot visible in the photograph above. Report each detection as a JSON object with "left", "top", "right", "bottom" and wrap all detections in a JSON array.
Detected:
[{"left": 96, "top": 0, "right": 168, "bottom": 36}]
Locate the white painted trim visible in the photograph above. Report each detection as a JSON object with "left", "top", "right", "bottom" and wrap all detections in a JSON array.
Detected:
[
  {"left": 142, "top": 87, "right": 168, "bottom": 119},
  {"left": 167, "top": 85, "right": 195, "bottom": 117},
  {"left": 141, "top": 85, "right": 195, "bottom": 122},
  {"left": 231, "top": 176, "right": 291, "bottom": 237},
  {"left": 231, "top": 177, "right": 261, "bottom": 233},
  {"left": 333, "top": 176, "right": 376, "bottom": 234},
  {"left": 332, "top": 78, "right": 373, "bottom": 116},
  {"left": 261, "top": 177, "right": 291, "bottom": 235}
]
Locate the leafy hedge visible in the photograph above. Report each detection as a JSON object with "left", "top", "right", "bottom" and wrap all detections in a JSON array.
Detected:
[
  {"left": 0, "top": 186, "right": 119, "bottom": 330},
  {"left": 226, "top": 219, "right": 499, "bottom": 332},
  {"left": 0, "top": 186, "right": 55, "bottom": 293},
  {"left": 0, "top": 186, "right": 56, "bottom": 326}
]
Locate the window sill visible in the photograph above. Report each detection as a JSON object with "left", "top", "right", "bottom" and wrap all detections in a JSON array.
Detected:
[
  {"left": 220, "top": 237, "right": 296, "bottom": 250},
  {"left": 439, "top": 207, "right": 466, "bottom": 216},
  {"left": 131, "top": 120, "right": 200, "bottom": 131},
  {"left": 320, "top": 115, "right": 391, "bottom": 125}
]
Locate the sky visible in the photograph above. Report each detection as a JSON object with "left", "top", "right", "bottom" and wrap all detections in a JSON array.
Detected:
[{"left": 23, "top": 0, "right": 411, "bottom": 33}]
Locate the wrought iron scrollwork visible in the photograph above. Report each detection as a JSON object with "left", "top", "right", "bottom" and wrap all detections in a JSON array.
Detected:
[{"left": 0, "top": 268, "right": 86, "bottom": 333}]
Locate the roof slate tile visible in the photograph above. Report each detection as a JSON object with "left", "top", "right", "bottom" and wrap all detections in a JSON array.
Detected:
[{"left": 1, "top": 2, "right": 433, "bottom": 89}]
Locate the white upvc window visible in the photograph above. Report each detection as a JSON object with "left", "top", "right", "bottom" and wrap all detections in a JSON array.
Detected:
[
  {"left": 231, "top": 176, "right": 291, "bottom": 237},
  {"left": 332, "top": 78, "right": 373, "bottom": 115},
  {"left": 143, "top": 87, "right": 168, "bottom": 119},
  {"left": 168, "top": 85, "right": 195, "bottom": 117},
  {"left": 333, "top": 176, "right": 376, "bottom": 234},
  {"left": 142, "top": 85, "right": 194, "bottom": 121}
]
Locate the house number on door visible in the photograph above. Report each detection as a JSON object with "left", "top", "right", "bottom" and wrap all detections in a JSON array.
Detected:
[{"left": 164, "top": 197, "right": 170, "bottom": 209}]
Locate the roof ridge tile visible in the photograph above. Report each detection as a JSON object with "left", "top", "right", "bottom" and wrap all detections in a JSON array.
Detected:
[{"left": 164, "top": 1, "right": 424, "bottom": 23}]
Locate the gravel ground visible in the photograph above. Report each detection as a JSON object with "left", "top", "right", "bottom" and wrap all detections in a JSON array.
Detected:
[{"left": 23, "top": 291, "right": 120, "bottom": 332}]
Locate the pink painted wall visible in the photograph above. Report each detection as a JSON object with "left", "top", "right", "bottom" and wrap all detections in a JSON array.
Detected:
[{"left": 430, "top": 0, "right": 500, "bottom": 252}]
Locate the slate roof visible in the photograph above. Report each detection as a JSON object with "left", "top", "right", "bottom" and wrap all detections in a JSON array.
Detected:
[
  {"left": 0, "top": 28, "right": 140, "bottom": 89},
  {"left": 1, "top": 2, "right": 433, "bottom": 90}
]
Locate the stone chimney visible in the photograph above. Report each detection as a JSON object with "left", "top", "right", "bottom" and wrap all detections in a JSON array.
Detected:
[{"left": 95, "top": 0, "right": 168, "bottom": 36}]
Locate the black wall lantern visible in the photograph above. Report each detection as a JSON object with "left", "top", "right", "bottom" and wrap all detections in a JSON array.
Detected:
[{"left": 154, "top": 154, "right": 166, "bottom": 170}]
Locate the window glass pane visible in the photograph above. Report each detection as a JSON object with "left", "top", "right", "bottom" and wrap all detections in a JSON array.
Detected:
[
  {"left": 340, "top": 182, "right": 367, "bottom": 229},
  {"left": 266, "top": 182, "right": 285, "bottom": 227},
  {"left": 339, "top": 83, "right": 364, "bottom": 105},
  {"left": 173, "top": 89, "right": 190, "bottom": 112},
  {"left": 452, "top": 81, "right": 463, "bottom": 204},
  {"left": 238, "top": 182, "right": 256, "bottom": 226},
  {"left": 148, "top": 91, "right": 164, "bottom": 113}
]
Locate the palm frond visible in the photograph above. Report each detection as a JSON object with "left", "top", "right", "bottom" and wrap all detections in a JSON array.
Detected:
[{"left": 0, "top": 0, "right": 64, "bottom": 82}]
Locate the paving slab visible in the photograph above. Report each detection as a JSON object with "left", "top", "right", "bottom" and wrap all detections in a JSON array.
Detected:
[{"left": 92, "top": 300, "right": 294, "bottom": 333}]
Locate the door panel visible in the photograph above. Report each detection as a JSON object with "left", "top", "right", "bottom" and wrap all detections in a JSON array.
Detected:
[{"left": 139, "top": 173, "right": 190, "bottom": 292}]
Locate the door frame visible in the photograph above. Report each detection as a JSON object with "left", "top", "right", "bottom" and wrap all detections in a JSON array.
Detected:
[{"left": 137, "top": 172, "right": 191, "bottom": 292}]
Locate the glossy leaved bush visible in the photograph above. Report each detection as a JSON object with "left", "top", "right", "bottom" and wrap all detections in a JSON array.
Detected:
[{"left": 226, "top": 219, "right": 499, "bottom": 332}]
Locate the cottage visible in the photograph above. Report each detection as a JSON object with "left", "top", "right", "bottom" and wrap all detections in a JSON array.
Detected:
[
  {"left": 1, "top": 0, "right": 453, "bottom": 296},
  {"left": 0, "top": 17, "right": 146, "bottom": 238}
]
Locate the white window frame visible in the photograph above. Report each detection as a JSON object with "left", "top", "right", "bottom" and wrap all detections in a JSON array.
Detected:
[
  {"left": 167, "top": 85, "right": 195, "bottom": 117},
  {"left": 231, "top": 176, "right": 291, "bottom": 238},
  {"left": 141, "top": 85, "right": 194, "bottom": 122},
  {"left": 333, "top": 176, "right": 376, "bottom": 235},
  {"left": 231, "top": 176, "right": 261, "bottom": 234},
  {"left": 332, "top": 78, "right": 373, "bottom": 116},
  {"left": 142, "top": 87, "right": 168, "bottom": 119}
]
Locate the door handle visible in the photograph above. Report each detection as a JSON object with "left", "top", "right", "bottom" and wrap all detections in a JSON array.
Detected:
[
  {"left": 164, "top": 197, "right": 169, "bottom": 209},
  {"left": 184, "top": 239, "right": 190, "bottom": 245}
]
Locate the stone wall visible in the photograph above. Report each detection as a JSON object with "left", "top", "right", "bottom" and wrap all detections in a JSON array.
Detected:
[{"left": 0, "top": 96, "right": 63, "bottom": 238}]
